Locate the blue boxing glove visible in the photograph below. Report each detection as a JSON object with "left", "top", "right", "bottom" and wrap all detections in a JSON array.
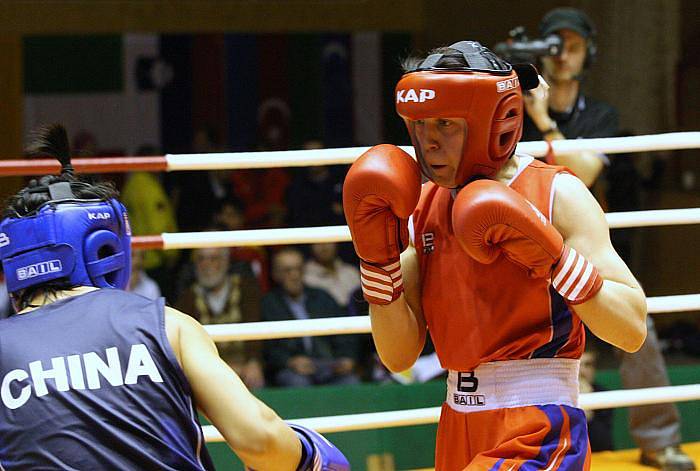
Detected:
[{"left": 290, "top": 423, "right": 350, "bottom": 471}]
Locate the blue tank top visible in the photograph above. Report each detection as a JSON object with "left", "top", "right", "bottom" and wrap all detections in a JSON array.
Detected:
[{"left": 0, "top": 289, "right": 215, "bottom": 470}]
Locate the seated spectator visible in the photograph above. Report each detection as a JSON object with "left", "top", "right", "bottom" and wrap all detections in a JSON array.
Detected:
[
  {"left": 579, "top": 349, "right": 614, "bottom": 452},
  {"left": 214, "top": 199, "right": 271, "bottom": 292},
  {"left": 127, "top": 250, "right": 162, "bottom": 300},
  {"left": 175, "top": 246, "right": 264, "bottom": 389},
  {"left": 172, "top": 127, "right": 238, "bottom": 232},
  {"left": 262, "top": 248, "right": 360, "bottom": 387},
  {"left": 347, "top": 287, "right": 391, "bottom": 382},
  {"left": 286, "top": 140, "right": 346, "bottom": 228},
  {"left": 303, "top": 242, "right": 359, "bottom": 308}
]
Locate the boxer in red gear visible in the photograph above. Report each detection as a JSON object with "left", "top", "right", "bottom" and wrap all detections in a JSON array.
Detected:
[{"left": 344, "top": 41, "right": 647, "bottom": 470}]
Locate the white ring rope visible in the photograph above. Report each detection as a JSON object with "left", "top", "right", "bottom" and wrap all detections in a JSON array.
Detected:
[
  {"left": 165, "top": 132, "right": 700, "bottom": 170},
  {"left": 163, "top": 226, "right": 351, "bottom": 250},
  {"left": 161, "top": 208, "right": 700, "bottom": 250},
  {"left": 201, "top": 384, "right": 700, "bottom": 441},
  {"left": 203, "top": 294, "right": 700, "bottom": 342}
]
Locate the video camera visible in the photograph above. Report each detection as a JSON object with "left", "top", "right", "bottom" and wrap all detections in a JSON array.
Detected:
[{"left": 493, "top": 26, "right": 563, "bottom": 65}]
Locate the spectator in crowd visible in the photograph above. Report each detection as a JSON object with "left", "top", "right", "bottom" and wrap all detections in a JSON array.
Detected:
[
  {"left": 286, "top": 140, "right": 346, "bottom": 228},
  {"left": 347, "top": 286, "right": 397, "bottom": 383},
  {"left": 175, "top": 246, "right": 264, "bottom": 389},
  {"left": 229, "top": 167, "right": 290, "bottom": 228},
  {"left": 521, "top": 8, "right": 694, "bottom": 470},
  {"left": 579, "top": 349, "right": 614, "bottom": 452},
  {"left": 303, "top": 242, "right": 359, "bottom": 309},
  {"left": 262, "top": 248, "right": 360, "bottom": 387},
  {"left": 214, "top": 199, "right": 271, "bottom": 292},
  {"left": 121, "top": 146, "right": 179, "bottom": 299},
  {"left": 173, "top": 126, "right": 237, "bottom": 232},
  {"left": 127, "top": 250, "right": 162, "bottom": 300}
]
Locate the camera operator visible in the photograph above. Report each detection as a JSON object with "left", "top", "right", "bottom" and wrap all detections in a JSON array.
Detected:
[
  {"left": 519, "top": 7, "right": 615, "bottom": 188},
  {"left": 519, "top": 8, "right": 695, "bottom": 471}
]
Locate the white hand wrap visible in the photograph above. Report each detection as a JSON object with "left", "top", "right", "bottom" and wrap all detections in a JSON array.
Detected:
[
  {"left": 360, "top": 260, "right": 403, "bottom": 305},
  {"left": 551, "top": 245, "right": 603, "bottom": 304}
]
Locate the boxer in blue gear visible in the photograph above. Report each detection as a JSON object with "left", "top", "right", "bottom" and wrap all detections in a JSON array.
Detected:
[{"left": 0, "top": 124, "right": 350, "bottom": 470}]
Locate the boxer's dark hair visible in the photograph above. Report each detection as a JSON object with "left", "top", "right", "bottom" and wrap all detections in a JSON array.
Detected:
[
  {"left": 402, "top": 46, "right": 469, "bottom": 73},
  {"left": 4, "top": 124, "right": 119, "bottom": 311}
]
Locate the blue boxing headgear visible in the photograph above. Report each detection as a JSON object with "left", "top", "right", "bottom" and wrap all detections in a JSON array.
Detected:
[{"left": 0, "top": 184, "right": 131, "bottom": 295}]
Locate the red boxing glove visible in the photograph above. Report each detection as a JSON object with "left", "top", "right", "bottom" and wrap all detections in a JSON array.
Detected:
[
  {"left": 452, "top": 180, "right": 602, "bottom": 304},
  {"left": 343, "top": 144, "right": 421, "bottom": 304}
]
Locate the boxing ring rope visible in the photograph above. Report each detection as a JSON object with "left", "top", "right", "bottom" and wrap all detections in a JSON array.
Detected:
[
  {"left": 202, "top": 384, "right": 700, "bottom": 441},
  {"left": 1, "top": 132, "right": 699, "bottom": 176},
  {"left": 2, "top": 133, "right": 698, "bottom": 448},
  {"left": 129, "top": 207, "right": 700, "bottom": 250},
  {"left": 204, "top": 294, "right": 700, "bottom": 342}
]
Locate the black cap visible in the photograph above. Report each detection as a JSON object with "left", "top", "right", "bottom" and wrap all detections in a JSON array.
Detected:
[{"left": 539, "top": 7, "right": 596, "bottom": 39}]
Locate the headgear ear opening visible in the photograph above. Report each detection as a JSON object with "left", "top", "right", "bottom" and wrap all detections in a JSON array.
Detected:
[{"left": 84, "top": 229, "right": 129, "bottom": 289}]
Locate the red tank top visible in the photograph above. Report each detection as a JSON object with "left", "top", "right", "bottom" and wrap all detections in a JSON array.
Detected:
[{"left": 412, "top": 157, "right": 585, "bottom": 371}]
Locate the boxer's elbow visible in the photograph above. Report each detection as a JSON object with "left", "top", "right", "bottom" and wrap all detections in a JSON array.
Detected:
[
  {"left": 618, "top": 297, "right": 648, "bottom": 353},
  {"left": 619, "top": 314, "right": 647, "bottom": 353},
  {"left": 378, "top": 351, "right": 417, "bottom": 374},
  {"left": 236, "top": 404, "right": 295, "bottom": 465}
]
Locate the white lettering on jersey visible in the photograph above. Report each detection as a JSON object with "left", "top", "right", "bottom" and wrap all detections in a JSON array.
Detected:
[
  {"left": 67, "top": 354, "right": 86, "bottom": 389},
  {"left": 124, "top": 344, "right": 163, "bottom": 384},
  {"left": 1, "top": 369, "right": 31, "bottom": 410},
  {"left": 29, "top": 357, "right": 70, "bottom": 397},
  {"left": 85, "top": 347, "right": 123, "bottom": 389},
  {"left": 0, "top": 344, "right": 164, "bottom": 410}
]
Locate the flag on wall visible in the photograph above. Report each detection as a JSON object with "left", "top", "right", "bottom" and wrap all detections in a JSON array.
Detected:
[{"left": 23, "top": 32, "right": 412, "bottom": 156}]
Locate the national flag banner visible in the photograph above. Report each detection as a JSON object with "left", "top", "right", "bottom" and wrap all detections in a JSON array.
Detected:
[
  {"left": 24, "top": 34, "right": 161, "bottom": 157},
  {"left": 23, "top": 32, "right": 412, "bottom": 156}
]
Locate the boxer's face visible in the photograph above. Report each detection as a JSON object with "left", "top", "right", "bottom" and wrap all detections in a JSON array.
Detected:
[{"left": 412, "top": 117, "right": 467, "bottom": 188}]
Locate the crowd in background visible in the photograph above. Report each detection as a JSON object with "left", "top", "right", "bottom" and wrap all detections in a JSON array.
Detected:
[{"left": 0, "top": 125, "right": 698, "bottom": 396}]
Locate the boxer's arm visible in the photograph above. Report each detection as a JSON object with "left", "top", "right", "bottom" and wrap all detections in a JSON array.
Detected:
[
  {"left": 552, "top": 174, "right": 647, "bottom": 352},
  {"left": 164, "top": 307, "right": 301, "bottom": 470},
  {"left": 369, "top": 243, "right": 427, "bottom": 372}
]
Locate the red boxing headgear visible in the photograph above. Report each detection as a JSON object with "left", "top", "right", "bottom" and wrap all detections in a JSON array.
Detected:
[{"left": 396, "top": 41, "right": 524, "bottom": 187}]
